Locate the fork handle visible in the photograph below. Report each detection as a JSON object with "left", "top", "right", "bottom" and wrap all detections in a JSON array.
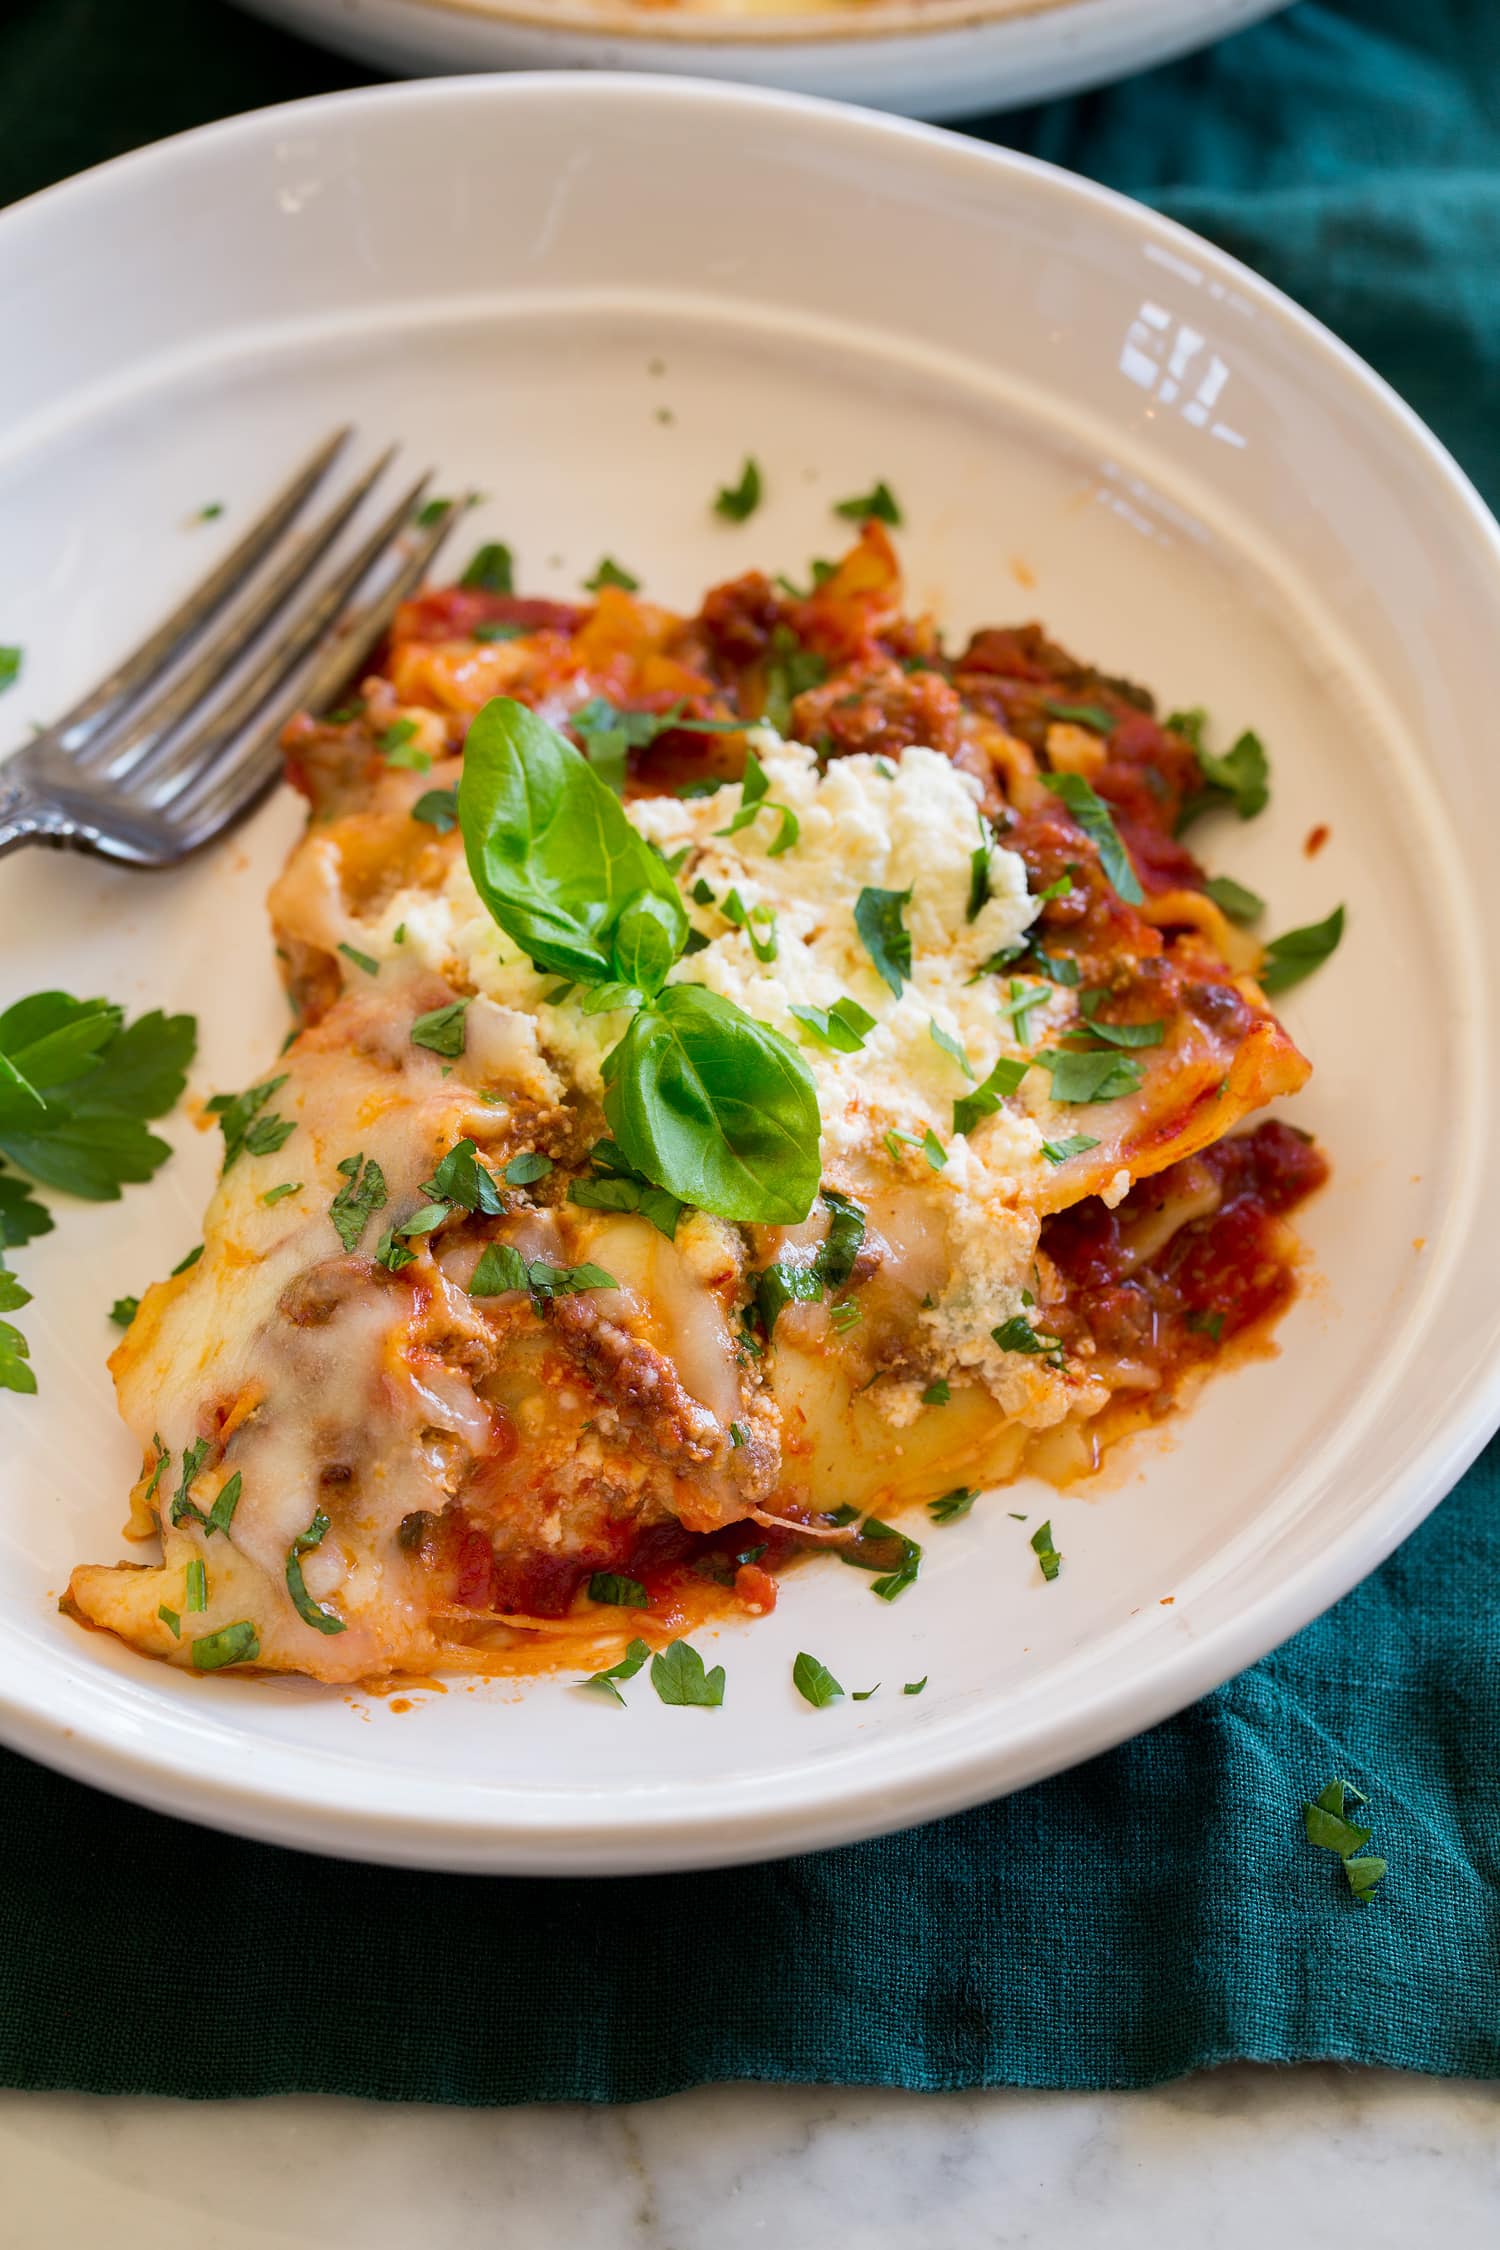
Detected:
[{"left": 0, "top": 774, "right": 58, "bottom": 858}]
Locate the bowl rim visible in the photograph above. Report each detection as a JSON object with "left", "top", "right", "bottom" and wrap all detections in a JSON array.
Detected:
[
  {"left": 4, "top": 71, "right": 1500, "bottom": 1871},
  {"left": 341, "top": 0, "right": 1093, "bottom": 54}
]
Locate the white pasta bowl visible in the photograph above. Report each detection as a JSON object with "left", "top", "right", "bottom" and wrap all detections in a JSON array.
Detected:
[
  {"left": 231, "top": 0, "right": 1292, "bottom": 121},
  {"left": 0, "top": 76, "right": 1496, "bottom": 1873}
]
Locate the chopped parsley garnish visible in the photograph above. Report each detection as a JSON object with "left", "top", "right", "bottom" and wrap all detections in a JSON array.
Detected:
[
  {"left": 832, "top": 479, "right": 902, "bottom": 526},
  {"left": 504, "top": 1150, "right": 552, "bottom": 1186},
  {"left": 473, "top": 620, "right": 525, "bottom": 643},
  {"left": 588, "top": 1572, "right": 648, "bottom": 1608},
  {"left": 714, "top": 749, "right": 800, "bottom": 857},
  {"left": 411, "top": 786, "right": 459, "bottom": 833},
  {"left": 817, "top": 1189, "right": 866, "bottom": 1288},
  {"left": 854, "top": 886, "right": 912, "bottom": 997},
  {"left": 185, "top": 1557, "right": 208, "bottom": 1613},
  {"left": 992, "top": 1314, "right": 1066, "bottom": 1370},
  {"left": 109, "top": 1295, "right": 139, "bottom": 1327},
  {"left": 829, "top": 1299, "right": 862, "bottom": 1332},
  {"left": 1030, "top": 1519, "right": 1062, "bottom": 1582},
  {"left": 793, "top": 1652, "right": 844, "bottom": 1708},
  {"left": 1038, "top": 1047, "right": 1145, "bottom": 1105},
  {"left": 328, "top": 1152, "right": 388, "bottom": 1252},
  {"left": 422, "top": 1139, "right": 504, "bottom": 1214},
  {"left": 577, "top": 1637, "right": 652, "bottom": 1705},
  {"left": 754, "top": 1258, "right": 824, "bottom": 1335},
  {"left": 755, "top": 1189, "right": 866, "bottom": 1334},
  {"left": 952, "top": 1053, "right": 1028, "bottom": 1137},
  {"left": 835, "top": 1509, "right": 923, "bottom": 1601},
  {"left": 1203, "top": 873, "right": 1265, "bottom": 923},
  {"left": 761, "top": 624, "right": 827, "bottom": 733},
  {"left": 261, "top": 1181, "right": 301, "bottom": 1206},
  {"left": 190, "top": 1620, "right": 261, "bottom": 1671},
  {"left": 142, "top": 1436, "right": 169, "bottom": 1505},
  {"left": 1040, "top": 1133, "right": 1100, "bottom": 1164},
  {"left": 1043, "top": 772, "right": 1143, "bottom": 904},
  {"left": 378, "top": 718, "right": 430, "bottom": 773},
  {"left": 789, "top": 996, "right": 877, "bottom": 1054},
  {"left": 1035, "top": 872, "right": 1075, "bottom": 903},
  {"left": 928, "top": 1486, "right": 977, "bottom": 1523},
  {"left": 1187, "top": 1308, "right": 1226, "bottom": 1342},
  {"left": 196, "top": 501, "right": 225, "bottom": 523},
  {"left": 929, "top": 1019, "right": 974, "bottom": 1079},
  {"left": 904, "top": 1678, "right": 927, "bottom": 1696},
  {"left": 285, "top": 1508, "right": 346, "bottom": 1635},
  {"left": 207, "top": 1074, "right": 293, "bottom": 1171},
  {"left": 1172, "top": 714, "right": 1270, "bottom": 827},
  {"left": 1042, "top": 699, "right": 1115, "bottom": 733},
  {"left": 729, "top": 1421, "right": 747, "bottom": 1447},
  {"left": 920, "top": 1380, "right": 951, "bottom": 1406},
  {"left": 1027, "top": 945, "right": 1081, "bottom": 988},
  {"left": 922, "top": 1128, "right": 947, "bottom": 1170},
  {"left": 852, "top": 1685, "right": 880, "bottom": 1702},
  {"left": 414, "top": 496, "right": 453, "bottom": 528},
  {"left": 568, "top": 1139, "right": 683, "bottom": 1239},
  {"left": 170, "top": 1243, "right": 204, "bottom": 1276},
  {"left": 584, "top": 556, "right": 640, "bottom": 593},
  {"left": 1259, "top": 904, "right": 1345, "bottom": 995},
  {"left": 1304, "top": 1777, "right": 1386, "bottom": 1903},
  {"left": 338, "top": 941, "right": 380, "bottom": 977},
  {"left": 714, "top": 457, "right": 763, "bottom": 522},
  {"left": 470, "top": 1247, "right": 617, "bottom": 1308},
  {"left": 410, "top": 998, "right": 470, "bottom": 1057},
  {"left": 1077, "top": 990, "right": 1164, "bottom": 1048},
  {"left": 999, "top": 980, "right": 1053, "bottom": 1044},
  {"left": 0, "top": 646, "right": 20, "bottom": 693},
  {"left": 968, "top": 819, "right": 994, "bottom": 922},
  {"left": 650, "top": 1639, "right": 726, "bottom": 1707},
  {"left": 460, "top": 542, "right": 514, "bottom": 595}
]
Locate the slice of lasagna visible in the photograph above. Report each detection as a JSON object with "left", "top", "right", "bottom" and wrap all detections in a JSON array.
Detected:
[{"left": 68, "top": 525, "right": 1327, "bottom": 1681}]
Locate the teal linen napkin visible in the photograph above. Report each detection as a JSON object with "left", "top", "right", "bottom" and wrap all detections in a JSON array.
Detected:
[{"left": 1, "top": 0, "right": 1497, "bottom": 2096}]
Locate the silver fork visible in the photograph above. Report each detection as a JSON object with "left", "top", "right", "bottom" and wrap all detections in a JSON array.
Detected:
[{"left": 0, "top": 430, "right": 463, "bottom": 865}]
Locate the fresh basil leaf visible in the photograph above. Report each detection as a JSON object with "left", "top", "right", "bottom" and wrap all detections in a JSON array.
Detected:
[
  {"left": 525, "top": 1258, "right": 616, "bottom": 1308},
  {"left": 789, "top": 996, "right": 877, "bottom": 1053},
  {"left": 395, "top": 1201, "right": 450, "bottom": 1238},
  {"left": 1044, "top": 773, "right": 1143, "bottom": 905},
  {"left": 190, "top": 1620, "right": 261, "bottom": 1671},
  {"left": 504, "top": 1151, "right": 553, "bottom": 1186},
  {"left": 458, "top": 697, "right": 688, "bottom": 984},
  {"left": 854, "top": 886, "right": 912, "bottom": 997},
  {"left": 469, "top": 1242, "right": 529, "bottom": 1296},
  {"left": 603, "top": 983, "right": 820, "bottom": 1226},
  {"left": 611, "top": 893, "right": 682, "bottom": 999},
  {"left": 1342, "top": 1853, "right": 1388, "bottom": 1903},
  {"left": 411, "top": 786, "right": 459, "bottom": 833},
  {"left": 793, "top": 1652, "right": 844, "bottom": 1707},
  {"left": 1040, "top": 1133, "right": 1100, "bottom": 1164},
  {"left": 411, "top": 999, "right": 470, "bottom": 1058},
  {"left": 921, "top": 1380, "right": 950, "bottom": 1406},
  {"left": 832, "top": 480, "right": 902, "bottom": 526},
  {"left": 756, "top": 1258, "right": 823, "bottom": 1335},
  {"left": 589, "top": 1572, "right": 648, "bottom": 1608},
  {"left": 328, "top": 1152, "right": 387, "bottom": 1252},
  {"left": 1038, "top": 1048, "right": 1145, "bottom": 1104},
  {"left": 1259, "top": 905, "right": 1345, "bottom": 995},
  {"left": 650, "top": 1639, "right": 726, "bottom": 1707},
  {"left": 1203, "top": 873, "right": 1265, "bottom": 923},
  {"left": 576, "top": 1637, "right": 651, "bottom": 1704},
  {"left": 460, "top": 542, "right": 514, "bottom": 595},
  {"left": 714, "top": 457, "right": 762, "bottom": 523},
  {"left": 1303, "top": 1794, "right": 1374, "bottom": 1858},
  {"left": 1030, "top": 1519, "right": 1062, "bottom": 1582},
  {"left": 851, "top": 1685, "right": 880, "bottom": 1702},
  {"left": 422, "top": 1139, "right": 504, "bottom": 1214},
  {"left": 999, "top": 980, "right": 1053, "bottom": 1045},
  {"left": 952, "top": 1053, "right": 1028, "bottom": 1137}
]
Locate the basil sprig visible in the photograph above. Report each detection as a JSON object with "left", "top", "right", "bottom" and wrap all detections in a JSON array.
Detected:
[{"left": 458, "top": 701, "right": 820, "bottom": 1225}]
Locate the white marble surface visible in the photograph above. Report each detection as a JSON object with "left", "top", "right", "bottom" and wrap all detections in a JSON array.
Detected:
[{"left": 1, "top": 2071, "right": 1496, "bottom": 2246}]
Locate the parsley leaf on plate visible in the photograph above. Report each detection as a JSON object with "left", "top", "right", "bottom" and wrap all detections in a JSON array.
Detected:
[
  {"left": 577, "top": 1637, "right": 651, "bottom": 1705},
  {"left": 1030, "top": 1519, "right": 1063, "bottom": 1582},
  {"left": 650, "top": 1639, "right": 726, "bottom": 1707},
  {"left": 460, "top": 542, "right": 514, "bottom": 595},
  {"left": 0, "top": 995, "right": 195, "bottom": 1199},
  {"left": 833, "top": 480, "right": 902, "bottom": 526},
  {"left": 328, "top": 1153, "right": 388, "bottom": 1252},
  {"left": 588, "top": 1572, "right": 648, "bottom": 1608},
  {"left": 1043, "top": 773, "right": 1143, "bottom": 905},
  {"left": 584, "top": 556, "right": 640, "bottom": 594},
  {"left": 793, "top": 1652, "right": 844, "bottom": 1707},
  {"left": 714, "top": 457, "right": 763, "bottom": 523},
  {"left": 1259, "top": 905, "right": 1345, "bottom": 995}
]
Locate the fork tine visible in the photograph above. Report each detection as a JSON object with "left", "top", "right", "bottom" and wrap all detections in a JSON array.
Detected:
[
  {"left": 148, "top": 475, "right": 453, "bottom": 814},
  {"left": 44, "top": 427, "right": 352, "bottom": 754},
  {"left": 164, "top": 496, "right": 468, "bottom": 849},
  {"left": 76, "top": 444, "right": 400, "bottom": 782}
]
